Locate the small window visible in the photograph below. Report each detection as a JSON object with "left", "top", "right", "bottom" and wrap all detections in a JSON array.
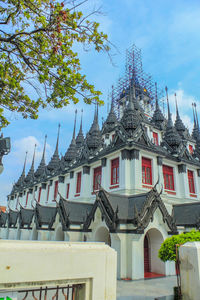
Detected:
[
  {"left": 188, "top": 170, "right": 195, "bottom": 194},
  {"left": 153, "top": 132, "right": 158, "bottom": 146},
  {"left": 66, "top": 183, "right": 70, "bottom": 199},
  {"left": 53, "top": 181, "right": 58, "bottom": 201},
  {"left": 163, "top": 165, "right": 174, "bottom": 190},
  {"left": 25, "top": 192, "right": 29, "bottom": 207},
  {"left": 111, "top": 158, "right": 119, "bottom": 185},
  {"left": 76, "top": 172, "right": 82, "bottom": 194},
  {"left": 93, "top": 167, "right": 102, "bottom": 191},
  {"left": 189, "top": 145, "right": 193, "bottom": 154},
  {"left": 142, "top": 157, "right": 152, "bottom": 185},
  {"left": 38, "top": 187, "right": 42, "bottom": 203}
]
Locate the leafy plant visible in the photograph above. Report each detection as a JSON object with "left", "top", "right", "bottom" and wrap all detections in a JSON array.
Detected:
[
  {"left": 0, "top": 0, "right": 110, "bottom": 128},
  {"left": 159, "top": 230, "right": 200, "bottom": 262}
]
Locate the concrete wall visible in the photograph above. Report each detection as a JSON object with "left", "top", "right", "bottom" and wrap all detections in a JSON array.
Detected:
[
  {"left": 0, "top": 240, "right": 117, "bottom": 300},
  {"left": 179, "top": 242, "right": 200, "bottom": 300}
]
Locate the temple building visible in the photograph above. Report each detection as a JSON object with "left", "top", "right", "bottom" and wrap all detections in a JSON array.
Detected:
[{"left": 1, "top": 51, "right": 200, "bottom": 280}]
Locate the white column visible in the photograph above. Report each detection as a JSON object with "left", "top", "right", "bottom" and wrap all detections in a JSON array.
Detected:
[{"left": 131, "top": 234, "right": 144, "bottom": 279}]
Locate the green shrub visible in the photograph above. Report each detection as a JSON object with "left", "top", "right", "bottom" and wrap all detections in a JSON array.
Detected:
[{"left": 159, "top": 230, "right": 200, "bottom": 262}]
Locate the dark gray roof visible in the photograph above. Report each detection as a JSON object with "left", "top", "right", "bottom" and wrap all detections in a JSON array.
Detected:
[
  {"left": 59, "top": 198, "right": 93, "bottom": 224},
  {"left": 35, "top": 203, "right": 57, "bottom": 229},
  {"left": 19, "top": 207, "right": 34, "bottom": 228},
  {"left": 8, "top": 210, "right": 19, "bottom": 228},
  {"left": 0, "top": 212, "right": 7, "bottom": 227},
  {"left": 104, "top": 190, "right": 148, "bottom": 220},
  {"left": 173, "top": 202, "right": 200, "bottom": 227},
  {"left": 86, "top": 109, "right": 102, "bottom": 150}
]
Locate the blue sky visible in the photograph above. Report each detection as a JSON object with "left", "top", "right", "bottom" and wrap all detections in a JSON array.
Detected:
[{"left": 1, "top": 0, "right": 200, "bottom": 205}]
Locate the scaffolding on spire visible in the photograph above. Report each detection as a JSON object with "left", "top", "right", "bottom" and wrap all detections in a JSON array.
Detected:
[{"left": 111, "top": 44, "right": 164, "bottom": 118}]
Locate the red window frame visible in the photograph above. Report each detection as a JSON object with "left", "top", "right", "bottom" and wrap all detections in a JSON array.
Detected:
[
  {"left": 163, "top": 165, "right": 174, "bottom": 191},
  {"left": 189, "top": 145, "right": 193, "bottom": 154},
  {"left": 53, "top": 180, "right": 58, "bottom": 201},
  {"left": 188, "top": 170, "right": 195, "bottom": 194},
  {"left": 25, "top": 192, "right": 29, "bottom": 207},
  {"left": 142, "top": 157, "right": 152, "bottom": 185},
  {"left": 76, "top": 172, "right": 82, "bottom": 194},
  {"left": 93, "top": 166, "right": 102, "bottom": 191},
  {"left": 66, "top": 183, "right": 70, "bottom": 199},
  {"left": 38, "top": 187, "right": 42, "bottom": 203},
  {"left": 111, "top": 158, "right": 119, "bottom": 185},
  {"left": 46, "top": 184, "right": 50, "bottom": 203},
  {"left": 153, "top": 132, "right": 158, "bottom": 146}
]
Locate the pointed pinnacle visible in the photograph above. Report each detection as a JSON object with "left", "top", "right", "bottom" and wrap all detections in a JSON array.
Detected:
[
  {"left": 194, "top": 103, "right": 199, "bottom": 130},
  {"left": 22, "top": 151, "right": 28, "bottom": 176},
  {"left": 55, "top": 123, "right": 60, "bottom": 154},
  {"left": 31, "top": 144, "right": 37, "bottom": 170},
  {"left": 165, "top": 86, "right": 171, "bottom": 120},
  {"left": 111, "top": 85, "right": 114, "bottom": 111},
  {"left": 155, "top": 82, "right": 158, "bottom": 109},
  {"left": 192, "top": 103, "right": 197, "bottom": 128},
  {"left": 175, "top": 93, "right": 180, "bottom": 118},
  {"left": 73, "top": 109, "right": 77, "bottom": 140},
  {"left": 42, "top": 135, "right": 47, "bottom": 163},
  {"left": 80, "top": 109, "right": 83, "bottom": 132}
]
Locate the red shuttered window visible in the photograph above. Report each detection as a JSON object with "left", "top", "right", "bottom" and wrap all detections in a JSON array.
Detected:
[
  {"left": 163, "top": 165, "right": 174, "bottom": 190},
  {"left": 76, "top": 172, "right": 82, "bottom": 194},
  {"left": 53, "top": 180, "right": 58, "bottom": 201},
  {"left": 111, "top": 158, "right": 119, "bottom": 185},
  {"left": 153, "top": 132, "right": 158, "bottom": 146},
  {"left": 188, "top": 170, "right": 195, "bottom": 194},
  {"left": 38, "top": 187, "right": 42, "bottom": 203},
  {"left": 66, "top": 183, "right": 70, "bottom": 199},
  {"left": 189, "top": 145, "right": 193, "bottom": 154},
  {"left": 142, "top": 157, "right": 152, "bottom": 185},
  {"left": 93, "top": 167, "right": 102, "bottom": 191}
]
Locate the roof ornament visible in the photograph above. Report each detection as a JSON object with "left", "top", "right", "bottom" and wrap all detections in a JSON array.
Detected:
[
  {"left": 55, "top": 123, "right": 61, "bottom": 155},
  {"left": 192, "top": 103, "right": 199, "bottom": 140},
  {"left": 42, "top": 134, "right": 47, "bottom": 164},
  {"left": 194, "top": 103, "right": 199, "bottom": 131},
  {"left": 151, "top": 82, "right": 165, "bottom": 128},
  {"left": 174, "top": 93, "right": 186, "bottom": 136},
  {"left": 22, "top": 151, "right": 28, "bottom": 176},
  {"left": 47, "top": 124, "right": 61, "bottom": 172},
  {"left": 34, "top": 135, "right": 47, "bottom": 179},
  {"left": 165, "top": 86, "right": 171, "bottom": 121}
]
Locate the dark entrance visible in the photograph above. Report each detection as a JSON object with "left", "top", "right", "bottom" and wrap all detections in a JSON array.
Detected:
[{"left": 144, "top": 235, "right": 150, "bottom": 273}]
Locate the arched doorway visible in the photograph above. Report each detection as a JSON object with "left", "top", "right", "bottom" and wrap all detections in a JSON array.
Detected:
[
  {"left": 95, "top": 226, "right": 111, "bottom": 246},
  {"left": 144, "top": 228, "right": 165, "bottom": 276},
  {"left": 144, "top": 235, "right": 150, "bottom": 273}
]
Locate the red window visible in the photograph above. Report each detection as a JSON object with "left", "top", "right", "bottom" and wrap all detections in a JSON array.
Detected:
[
  {"left": 53, "top": 180, "right": 58, "bottom": 201},
  {"left": 46, "top": 184, "right": 50, "bottom": 203},
  {"left": 188, "top": 170, "right": 195, "bottom": 194},
  {"left": 25, "top": 192, "right": 29, "bottom": 207},
  {"left": 142, "top": 157, "right": 152, "bottom": 185},
  {"left": 76, "top": 172, "right": 82, "bottom": 194},
  {"left": 93, "top": 167, "right": 102, "bottom": 191},
  {"left": 189, "top": 145, "right": 193, "bottom": 154},
  {"left": 163, "top": 165, "right": 174, "bottom": 190},
  {"left": 111, "top": 158, "right": 119, "bottom": 185},
  {"left": 38, "top": 187, "right": 42, "bottom": 203},
  {"left": 153, "top": 132, "right": 158, "bottom": 146},
  {"left": 66, "top": 183, "right": 70, "bottom": 199},
  {"left": 112, "top": 134, "right": 115, "bottom": 141}
]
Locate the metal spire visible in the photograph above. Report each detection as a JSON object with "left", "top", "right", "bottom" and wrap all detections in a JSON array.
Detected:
[
  {"left": 41, "top": 134, "right": 47, "bottom": 163},
  {"left": 175, "top": 93, "right": 179, "bottom": 118},
  {"left": 73, "top": 109, "right": 77, "bottom": 140},
  {"left": 194, "top": 103, "right": 199, "bottom": 130},
  {"left": 30, "top": 144, "right": 36, "bottom": 170},
  {"left": 155, "top": 82, "right": 158, "bottom": 109},
  {"left": 22, "top": 151, "right": 28, "bottom": 176},
  {"left": 55, "top": 123, "right": 61, "bottom": 155},
  {"left": 192, "top": 103, "right": 197, "bottom": 127},
  {"left": 165, "top": 86, "right": 171, "bottom": 120},
  {"left": 80, "top": 109, "right": 83, "bottom": 132}
]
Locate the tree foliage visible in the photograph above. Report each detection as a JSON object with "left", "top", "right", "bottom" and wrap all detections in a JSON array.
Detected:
[
  {"left": 0, "top": 0, "right": 110, "bottom": 128},
  {"left": 159, "top": 230, "right": 200, "bottom": 262}
]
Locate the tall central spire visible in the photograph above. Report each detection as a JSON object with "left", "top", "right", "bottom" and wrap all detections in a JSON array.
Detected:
[
  {"left": 15, "top": 151, "right": 28, "bottom": 190},
  {"left": 76, "top": 109, "right": 84, "bottom": 148},
  {"left": 64, "top": 110, "right": 79, "bottom": 161}
]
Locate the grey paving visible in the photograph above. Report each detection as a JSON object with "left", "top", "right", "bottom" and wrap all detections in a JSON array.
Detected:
[{"left": 117, "top": 276, "right": 177, "bottom": 300}]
